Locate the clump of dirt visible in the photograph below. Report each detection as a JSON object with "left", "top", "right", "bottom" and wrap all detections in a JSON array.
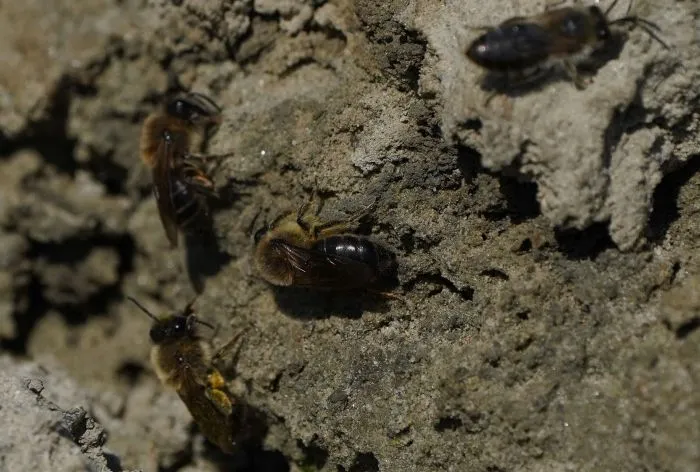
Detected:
[{"left": 0, "top": 0, "right": 698, "bottom": 471}]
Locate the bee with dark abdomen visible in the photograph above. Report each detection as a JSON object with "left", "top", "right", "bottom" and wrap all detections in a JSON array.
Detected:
[
  {"left": 466, "top": 0, "right": 669, "bottom": 90},
  {"left": 253, "top": 201, "right": 397, "bottom": 291},
  {"left": 128, "top": 296, "right": 253, "bottom": 454},
  {"left": 140, "top": 93, "right": 224, "bottom": 247}
]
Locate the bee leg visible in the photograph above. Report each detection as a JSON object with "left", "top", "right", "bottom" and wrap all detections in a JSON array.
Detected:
[
  {"left": 562, "top": 60, "right": 589, "bottom": 90},
  {"left": 211, "top": 327, "right": 249, "bottom": 367},
  {"left": 483, "top": 91, "right": 501, "bottom": 107},
  {"left": 296, "top": 196, "right": 332, "bottom": 237},
  {"left": 313, "top": 200, "right": 378, "bottom": 238},
  {"left": 205, "top": 370, "right": 234, "bottom": 416},
  {"left": 295, "top": 200, "right": 315, "bottom": 235},
  {"left": 181, "top": 164, "right": 219, "bottom": 199},
  {"left": 367, "top": 288, "right": 411, "bottom": 306},
  {"left": 186, "top": 151, "right": 234, "bottom": 175}
]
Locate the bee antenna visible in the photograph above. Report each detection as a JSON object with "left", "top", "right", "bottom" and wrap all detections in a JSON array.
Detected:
[
  {"left": 183, "top": 296, "right": 199, "bottom": 316},
  {"left": 604, "top": 0, "right": 622, "bottom": 17},
  {"left": 610, "top": 17, "right": 670, "bottom": 50},
  {"left": 127, "top": 296, "right": 159, "bottom": 322},
  {"left": 165, "top": 70, "right": 186, "bottom": 95}
]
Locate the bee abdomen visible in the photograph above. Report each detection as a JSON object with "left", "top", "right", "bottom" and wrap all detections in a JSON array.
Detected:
[
  {"left": 467, "top": 24, "right": 551, "bottom": 70},
  {"left": 171, "top": 177, "right": 206, "bottom": 230},
  {"left": 314, "top": 235, "right": 380, "bottom": 268}
]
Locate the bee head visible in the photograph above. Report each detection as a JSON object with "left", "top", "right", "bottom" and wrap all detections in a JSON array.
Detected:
[
  {"left": 149, "top": 315, "right": 192, "bottom": 344},
  {"left": 128, "top": 296, "right": 214, "bottom": 345},
  {"left": 588, "top": 6, "right": 612, "bottom": 42},
  {"left": 166, "top": 93, "right": 222, "bottom": 127}
]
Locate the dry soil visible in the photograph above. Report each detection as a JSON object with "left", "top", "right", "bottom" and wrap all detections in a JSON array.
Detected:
[{"left": 0, "top": 0, "right": 698, "bottom": 471}]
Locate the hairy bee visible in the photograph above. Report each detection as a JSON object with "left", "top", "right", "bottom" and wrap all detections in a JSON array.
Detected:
[
  {"left": 128, "top": 297, "right": 251, "bottom": 454},
  {"left": 466, "top": 0, "right": 669, "bottom": 89},
  {"left": 253, "top": 201, "right": 397, "bottom": 290},
  {"left": 140, "top": 93, "right": 223, "bottom": 247}
]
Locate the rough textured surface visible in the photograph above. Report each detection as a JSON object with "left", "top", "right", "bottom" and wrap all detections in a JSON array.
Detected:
[
  {"left": 0, "top": 356, "right": 141, "bottom": 472},
  {"left": 416, "top": 0, "right": 700, "bottom": 250},
  {"left": 0, "top": 0, "right": 699, "bottom": 471}
]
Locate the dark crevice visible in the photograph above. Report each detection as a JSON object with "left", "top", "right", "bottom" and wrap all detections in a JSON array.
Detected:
[
  {"left": 348, "top": 452, "right": 379, "bottom": 472},
  {"left": 0, "top": 276, "right": 48, "bottom": 354},
  {"left": 85, "top": 157, "right": 130, "bottom": 195},
  {"left": 516, "top": 238, "right": 532, "bottom": 252},
  {"left": 116, "top": 361, "right": 146, "bottom": 387},
  {"left": 1, "top": 232, "right": 136, "bottom": 354},
  {"left": 396, "top": 228, "right": 441, "bottom": 255},
  {"left": 602, "top": 96, "right": 645, "bottom": 171},
  {"left": 647, "top": 153, "right": 700, "bottom": 242},
  {"left": 297, "top": 438, "right": 329, "bottom": 470},
  {"left": 456, "top": 144, "right": 483, "bottom": 183},
  {"left": 486, "top": 466, "right": 506, "bottom": 472},
  {"left": 461, "top": 119, "right": 483, "bottom": 132},
  {"left": 0, "top": 77, "right": 77, "bottom": 175},
  {"left": 30, "top": 234, "right": 135, "bottom": 323},
  {"left": 666, "top": 317, "right": 700, "bottom": 340},
  {"left": 232, "top": 15, "right": 281, "bottom": 66},
  {"left": 480, "top": 174, "right": 540, "bottom": 222},
  {"left": 278, "top": 57, "right": 320, "bottom": 79},
  {"left": 404, "top": 274, "right": 474, "bottom": 301},
  {"left": 1, "top": 73, "right": 131, "bottom": 198},
  {"left": 496, "top": 175, "right": 540, "bottom": 223},
  {"left": 434, "top": 415, "right": 463, "bottom": 432},
  {"left": 480, "top": 268, "right": 509, "bottom": 281},
  {"left": 226, "top": 447, "right": 290, "bottom": 472},
  {"left": 555, "top": 222, "right": 615, "bottom": 260},
  {"left": 456, "top": 145, "right": 540, "bottom": 223},
  {"left": 307, "top": 21, "right": 348, "bottom": 44}
]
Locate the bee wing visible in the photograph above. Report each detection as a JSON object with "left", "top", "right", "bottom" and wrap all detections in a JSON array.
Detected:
[
  {"left": 176, "top": 375, "right": 237, "bottom": 454},
  {"left": 152, "top": 137, "right": 180, "bottom": 247},
  {"left": 270, "top": 239, "right": 376, "bottom": 290},
  {"left": 498, "top": 20, "right": 555, "bottom": 62}
]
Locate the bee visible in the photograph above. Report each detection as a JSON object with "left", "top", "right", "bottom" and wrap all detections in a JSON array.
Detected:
[
  {"left": 465, "top": 0, "right": 669, "bottom": 90},
  {"left": 127, "top": 296, "right": 250, "bottom": 454},
  {"left": 253, "top": 201, "right": 397, "bottom": 291},
  {"left": 140, "top": 93, "right": 223, "bottom": 247}
]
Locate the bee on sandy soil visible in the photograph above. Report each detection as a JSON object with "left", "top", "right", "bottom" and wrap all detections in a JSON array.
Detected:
[
  {"left": 465, "top": 0, "right": 669, "bottom": 91},
  {"left": 253, "top": 200, "right": 397, "bottom": 291},
  {"left": 127, "top": 296, "right": 254, "bottom": 454},
  {"left": 140, "top": 93, "right": 225, "bottom": 247}
]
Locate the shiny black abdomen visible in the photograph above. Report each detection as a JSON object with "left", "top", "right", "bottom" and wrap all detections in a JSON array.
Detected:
[
  {"left": 314, "top": 235, "right": 379, "bottom": 268},
  {"left": 467, "top": 23, "right": 552, "bottom": 70}
]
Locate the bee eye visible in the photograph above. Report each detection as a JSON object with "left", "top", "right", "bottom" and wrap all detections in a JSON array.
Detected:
[
  {"left": 173, "top": 319, "right": 186, "bottom": 334},
  {"left": 149, "top": 325, "right": 165, "bottom": 343},
  {"left": 167, "top": 99, "right": 186, "bottom": 118}
]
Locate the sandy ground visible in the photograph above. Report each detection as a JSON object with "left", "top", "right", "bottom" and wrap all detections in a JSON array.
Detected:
[{"left": 0, "top": 0, "right": 699, "bottom": 471}]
